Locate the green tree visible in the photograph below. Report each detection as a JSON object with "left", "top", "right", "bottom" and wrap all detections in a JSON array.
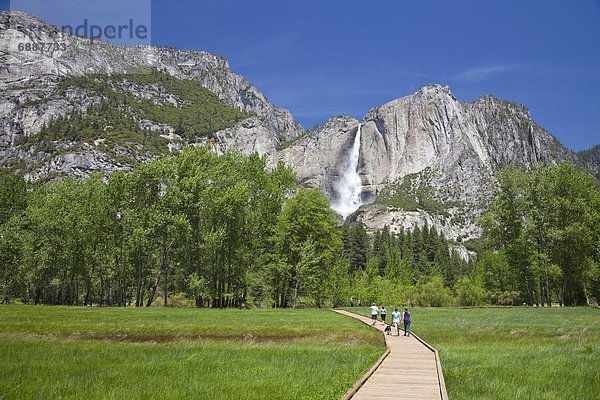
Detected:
[
  {"left": 482, "top": 163, "right": 600, "bottom": 305},
  {"left": 481, "top": 167, "right": 536, "bottom": 304},
  {"left": 343, "top": 222, "right": 369, "bottom": 273},
  {"left": 274, "top": 188, "right": 342, "bottom": 307},
  {"left": 454, "top": 276, "right": 486, "bottom": 306},
  {"left": 0, "top": 175, "right": 29, "bottom": 303},
  {"left": 0, "top": 175, "right": 28, "bottom": 225},
  {"left": 326, "top": 257, "right": 351, "bottom": 307},
  {"left": 415, "top": 276, "right": 454, "bottom": 307}
]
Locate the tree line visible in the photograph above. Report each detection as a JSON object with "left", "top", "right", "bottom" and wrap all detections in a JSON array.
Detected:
[
  {"left": 340, "top": 163, "right": 599, "bottom": 307},
  {"left": 0, "top": 147, "right": 341, "bottom": 307},
  {"left": 479, "top": 163, "right": 599, "bottom": 306},
  {"left": 340, "top": 222, "right": 474, "bottom": 307},
  {"left": 1, "top": 150, "right": 598, "bottom": 307}
]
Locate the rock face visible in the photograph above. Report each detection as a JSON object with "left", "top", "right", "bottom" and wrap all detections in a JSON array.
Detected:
[
  {"left": 213, "top": 117, "right": 280, "bottom": 160},
  {"left": 0, "top": 11, "right": 302, "bottom": 175},
  {"left": 0, "top": 11, "right": 595, "bottom": 247},
  {"left": 359, "top": 85, "right": 496, "bottom": 203},
  {"left": 279, "top": 115, "right": 359, "bottom": 198},
  {"left": 578, "top": 145, "right": 600, "bottom": 180},
  {"left": 282, "top": 84, "right": 582, "bottom": 241},
  {"left": 0, "top": 12, "right": 302, "bottom": 140}
]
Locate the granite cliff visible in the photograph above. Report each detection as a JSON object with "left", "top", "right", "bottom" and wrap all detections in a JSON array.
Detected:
[
  {"left": 0, "top": 11, "right": 299, "bottom": 179},
  {"left": 280, "top": 84, "right": 578, "bottom": 244},
  {"left": 0, "top": 11, "right": 593, "bottom": 250}
]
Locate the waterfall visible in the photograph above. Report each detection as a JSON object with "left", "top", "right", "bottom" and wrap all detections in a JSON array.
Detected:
[{"left": 332, "top": 124, "right": 363, "bottom": 218}]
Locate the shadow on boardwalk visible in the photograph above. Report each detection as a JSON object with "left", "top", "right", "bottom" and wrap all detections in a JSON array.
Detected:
[{"left": 334, "top": 309, "right": 448, "bottom": 400}]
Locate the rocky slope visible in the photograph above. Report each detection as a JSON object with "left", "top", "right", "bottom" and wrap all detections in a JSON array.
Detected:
[
  {"left": 281, "top": 84, "right": 582, "bottom": 243},
  {"left": 0, "top": 11, "right": 301, "bottom": 178},
  {"left": 578, "top": 145, "right": 600, "bottom": 180},
  {"left": 279, "top": 115, "right": 360, "bottom": 195},
  {"left": 0, "top": 11, "right": 594, "bottom": 250}
]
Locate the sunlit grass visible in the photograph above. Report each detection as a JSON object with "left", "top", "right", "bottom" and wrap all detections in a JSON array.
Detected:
[
  {"left": 344, "top": 306, "right": 600, "bottom": 399},
  {"left": 0, "top": 306, "right": 384, "bottom": 400}
]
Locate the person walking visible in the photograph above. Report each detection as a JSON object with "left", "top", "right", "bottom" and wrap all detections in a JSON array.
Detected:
[
  {"left": 380, "top": 306, "right": 387, "bottom": 325},
  {"left": 392, "top": 307, "right": 401, "bottom": 336},
  {"left": 370, "top": 303, "right": 379, "bottom": 325},
  {"left": 350, "top": 296, "right": 354, "bottom": 307},
  {"left": 402, "top": 307, "right": 411, "bottom": 336}
]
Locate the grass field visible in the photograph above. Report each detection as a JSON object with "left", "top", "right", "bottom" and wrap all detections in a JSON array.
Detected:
[
  {"left": 0, "top": 306, "right": 384, "bottom": 400},
  {"left": 345, "top": 306, "right": 600, "bottom": 400}
]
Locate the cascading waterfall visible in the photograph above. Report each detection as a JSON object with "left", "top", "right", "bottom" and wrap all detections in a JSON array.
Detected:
[{"left": 332, "top": 124, "right": 363, "bottom": 218}]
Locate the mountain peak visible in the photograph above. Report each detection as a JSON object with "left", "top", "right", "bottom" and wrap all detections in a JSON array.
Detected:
[
  {"left": 416, "top": 83, "right": 456, "bottom": 99},
  {"left": 472, "top": 95, "right": 532, "bottom": 121}
]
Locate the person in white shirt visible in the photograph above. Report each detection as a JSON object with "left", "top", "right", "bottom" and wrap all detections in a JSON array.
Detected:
[
  {"left": 370, "top": 303, "right": 379, "bottom": 325},
  {"left": 380, "top": 306, "right": 387, "bottom": 325},
  {"left": 392, "top": 307, "right": 401, "bottom": 336}
]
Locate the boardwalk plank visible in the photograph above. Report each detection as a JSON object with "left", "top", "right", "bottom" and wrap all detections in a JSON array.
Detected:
[{"left": 335, "top": 309, "right": 446, "bottom": 400}]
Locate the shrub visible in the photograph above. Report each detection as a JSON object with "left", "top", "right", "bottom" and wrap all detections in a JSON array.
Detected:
[
  {"left": 455, "top": 276, "right": 486, "bottom": 306},
  {"left": 168, "top": 292, "right": 195, "bottom": 308},
  {"left": 151, "top": 296, "right": 164, "bottom": 307},
  {"left": 415, "top": 276, "right": 454, "bottom": 307}
]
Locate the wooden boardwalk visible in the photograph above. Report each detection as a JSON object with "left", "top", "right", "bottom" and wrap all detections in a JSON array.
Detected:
[{"left": 334, "top": 309, "right": 448, "bottom": 400}]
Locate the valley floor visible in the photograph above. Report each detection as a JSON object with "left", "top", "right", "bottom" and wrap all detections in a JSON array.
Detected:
[
  {"left": 343, "top": 306, "right": 600, "bottom": 400},
  {"left": 0, "top": 307, "right": 383, "bottom": 400},
  {"left": 1, "top": 306, "right": 598, "bottom": 400}
]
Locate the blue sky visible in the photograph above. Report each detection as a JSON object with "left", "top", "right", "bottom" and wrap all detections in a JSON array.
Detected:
[
  {"left": 151, "top": 0, "right": 600, "bottom": 151},
  {"left": 4, "top": 0, "right": 600, "bottom": 150}
]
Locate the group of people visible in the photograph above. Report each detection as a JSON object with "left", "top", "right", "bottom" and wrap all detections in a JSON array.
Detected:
[
  {"left": 349, "top": 297, "right": 361, "bottom": 307},
  {"left": 370, "top": 303, "right": 411, "bottom": 337},
  {"left": 348, "top": 297, "right": 411, "bottom": 337}
]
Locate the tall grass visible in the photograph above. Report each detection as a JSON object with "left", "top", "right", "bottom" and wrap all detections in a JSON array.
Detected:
[
  {"left": 0, "top": 306, "right": 384, "bottom": 400},
  {"left": 345, "top": 306, "right": 600, "bottom": 399}
]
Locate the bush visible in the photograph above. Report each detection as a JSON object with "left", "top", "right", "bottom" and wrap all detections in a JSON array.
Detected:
[
  {"left": 168, "top": 292, "right": 195, "bottom": 308},
  {"left": 415, "top": 276, "right": 454, "bottom": 307},
  {"left": 151, "top": 293, "right": 195, "bottom": 307},
  {"left": 486, "top": 290, "right": 520, "bottom": 306},
  {"left": 151, "top": 296, "right": 164, "bottom": 307},
  {"left": 455, "top": 276, "right": 486, "bottom": 306}
]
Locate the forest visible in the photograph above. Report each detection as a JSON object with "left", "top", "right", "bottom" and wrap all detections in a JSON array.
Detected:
[{"left": 0, "top": 148, "right": 598, "bottom": 307}]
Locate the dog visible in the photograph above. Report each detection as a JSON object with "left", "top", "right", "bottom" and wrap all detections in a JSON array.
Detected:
[{"left": 384, "top": 325, "right": 392, "bottom": 335}]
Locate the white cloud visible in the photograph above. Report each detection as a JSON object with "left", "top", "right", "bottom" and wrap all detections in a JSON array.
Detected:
[{"left": 454, "top": 64, "right": 521, "bottom": 82}]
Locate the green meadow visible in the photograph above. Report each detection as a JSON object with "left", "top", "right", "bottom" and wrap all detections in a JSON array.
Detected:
[
  {"left": 346, "top": 306, "right": 600, "bottom": 400},
  {"left": 0, "top": 307, "right": 383, "bottom": 400},
  {"left": 2, "top": 306, "right": 598, "bottom": 400}
]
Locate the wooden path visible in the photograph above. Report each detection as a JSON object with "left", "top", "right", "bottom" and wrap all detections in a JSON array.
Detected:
[{"left": 334, "top": 309, "right": 448, "bottom": 400}]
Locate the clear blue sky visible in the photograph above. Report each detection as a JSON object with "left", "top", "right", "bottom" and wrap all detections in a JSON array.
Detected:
[
  {"left": 150, "top": 0, "right": 600, "bottom": 151},
  {"left": 4, "top": 0, "right": 600, "bottom": 150}
]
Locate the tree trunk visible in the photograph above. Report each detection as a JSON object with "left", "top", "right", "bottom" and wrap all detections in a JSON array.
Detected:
[
  {"left": 148, "top": 233, "right": 169, "bottom": 307},
  {"left": 293, "top": 280, "right": 299, "bottom": 309},
  {"left": 135, "top": 247, "right": 143, "bottom": 307},
  {"left": 544, "top": 270, "right": 551, "bottom": 306},
  {"left": 34, "top": 286, "right": 41, "bottom": 305},
  {"left": 163, "top": 233, "right": 170, "bottom": 307},
  {"left": 146, "top": 271, "right": 161, "bottom": 307},
  {"left": 163, "top": 268, "right": 169, "bottom": 307},
  {"left": 563, "top": 281, "right": 569, "bottom": 306}
]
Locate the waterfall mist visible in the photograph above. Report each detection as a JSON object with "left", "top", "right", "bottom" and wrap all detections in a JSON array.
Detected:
[{"left": 332, "top": 124, "right": 363, "bottom": 219}]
